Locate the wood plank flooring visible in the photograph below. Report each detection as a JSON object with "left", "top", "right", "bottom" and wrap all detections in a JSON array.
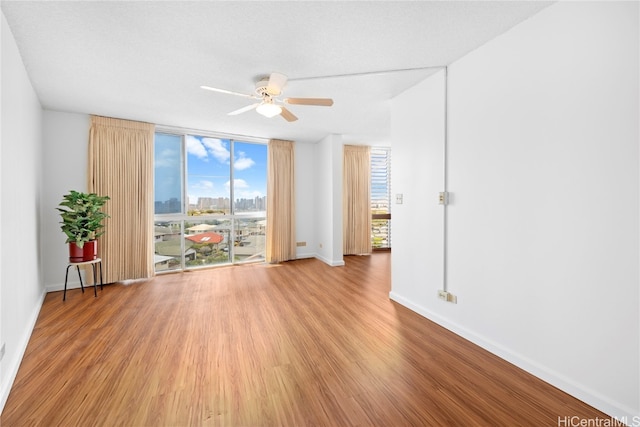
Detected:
[{"left": 2, "top": 253, "right": 610, "bottom": 426}]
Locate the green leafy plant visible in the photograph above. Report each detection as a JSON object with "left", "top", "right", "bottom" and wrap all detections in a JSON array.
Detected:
[{"left": 57, "top": 190, "right": 110, "bottom": 248}]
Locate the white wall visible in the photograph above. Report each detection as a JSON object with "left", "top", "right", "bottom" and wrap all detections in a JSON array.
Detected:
[
  {"left": 313, "top": 134, "right": 345, "bottom": 266},
  {"left": 391, "top": 70, "right": 446, "bottom": 304},
  {"left": 41, "top": 111, "right": 90, "bottom": 291},
  {"left": 391, "top": 1, "right": 639, "bottom": 420},
  {"left": 0, "top": 11, "right": 45, "bottom": 411},
  {"left": 294, "top": 141, "right": 317, "bottom": 259}
]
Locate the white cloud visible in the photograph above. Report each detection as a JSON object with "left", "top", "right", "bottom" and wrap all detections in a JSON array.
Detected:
[
  {"left": 234, "top": 179, "right": 249, "bottom": 188},
  {"left": 192, "top": 180, "right": 214, "bottom": 191},
  {"left": 234, "top": 151, "right": 255, "bottom": 170},
  {"left": 155, "top": 148, "right": 179, "bottom": 168},
  {"left": 225, "top": 179, "right": 249, "bottom": 190},
  {"left": 202, "top": 138, "right": 230, "bottom": 163},
  {"left": 186, "top": 135, "right": 208, "bottom": 159}
]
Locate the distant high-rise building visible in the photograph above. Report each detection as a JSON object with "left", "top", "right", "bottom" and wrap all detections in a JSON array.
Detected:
[
  {"left": 197, "top": 197, "right": 215, "bottom": 210},
  {"left": 155, "top": 197, "right": 181, "bottom": 214}
]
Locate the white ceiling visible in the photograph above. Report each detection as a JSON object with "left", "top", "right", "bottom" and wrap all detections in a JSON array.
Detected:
[{"left": 1, "top": 1, "right": 551, "bottom": 144}]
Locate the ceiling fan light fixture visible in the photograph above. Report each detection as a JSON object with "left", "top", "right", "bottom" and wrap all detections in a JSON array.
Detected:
[
  {"left": 202, "top": 72, "right": 332, "bottom": 121},
  {"left": 256, "top": 102, "right": 282, "bottom": 118}
]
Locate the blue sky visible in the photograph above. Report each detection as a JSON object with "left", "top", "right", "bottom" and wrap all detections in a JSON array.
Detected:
[{"left": 154, "top": 133, "right": 267, "bottom": 207}]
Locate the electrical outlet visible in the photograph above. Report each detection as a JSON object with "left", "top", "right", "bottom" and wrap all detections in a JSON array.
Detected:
[{"left": 438, "top": 290, "right": 458, "bottom": 304}]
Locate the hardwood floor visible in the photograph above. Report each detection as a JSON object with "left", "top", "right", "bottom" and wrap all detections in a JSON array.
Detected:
[{"left": 2, "top": 253, "right": 609, "bottom": 426}]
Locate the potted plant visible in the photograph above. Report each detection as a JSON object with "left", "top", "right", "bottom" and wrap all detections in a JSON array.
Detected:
[{"left": 57, "top": 190, "right": 110, "bottom": 262}]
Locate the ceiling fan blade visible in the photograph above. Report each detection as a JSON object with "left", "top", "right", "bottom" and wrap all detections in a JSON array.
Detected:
[
  {"left": 201, "top": 85, "right": 257, "bottom": 99},
  {"left": 279, "top": 107, "right": 298, "bottom": 122},
  {"left": 284, "top": 97, "right": 334, "bottom": 106},
  {"left": 267, "top": 72, "right": 288, "bottom": 96},
  {"left": 228, "top": 103, "right": 260, "bottom": 116}
]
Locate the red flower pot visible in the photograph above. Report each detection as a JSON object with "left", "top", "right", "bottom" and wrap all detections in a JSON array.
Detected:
[{"left": 69, "top": 240, "right": 97, "bottom": 263}]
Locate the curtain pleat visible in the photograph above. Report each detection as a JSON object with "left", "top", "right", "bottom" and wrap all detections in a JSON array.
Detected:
[
  {"left": 266, "top": 139, "right": 296, "bottom": 263},
  {"left": 88, "top": 115, "right": 155, "bottom": 283},
  {"left": 343, "top": 145, "right": 372, "bottom": 255}
]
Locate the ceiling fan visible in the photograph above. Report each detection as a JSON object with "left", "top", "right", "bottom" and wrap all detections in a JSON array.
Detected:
[{"left": 201, "top": 72, "right": 333, "bottom": 122}]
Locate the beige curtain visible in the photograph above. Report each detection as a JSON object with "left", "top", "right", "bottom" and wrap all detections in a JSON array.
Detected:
[
  {"left": 343, "top": 145, "right": 372, "bottom": 255},
  {"left": 88, "top": 116, "right": 155, "bottom": 283},
  {"left": 266, "top": 139, "right": 296, "bottom": 263}
]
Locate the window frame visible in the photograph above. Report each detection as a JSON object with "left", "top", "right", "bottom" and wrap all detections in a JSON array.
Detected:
[
  {"left": 371, "top": 146, "right": 391, "bottom": 250},
  {"left": 154, "top": 126, "right": 268, "bottom": 271}
]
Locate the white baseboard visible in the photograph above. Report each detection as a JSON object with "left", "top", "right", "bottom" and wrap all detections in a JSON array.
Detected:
[
  {"left": 45, "top": 282, "right": 82, "bottom": 293},
  {"left": 45, "top": 265, "right": 89, "bottom": 293},
  {"left": 0, "top": 288, "right": 46, "bottom": 414},
  {"left": 388, "top": 291, "right": 638, "bottom": 423},
  {"left": 296, "top": 252, "right": 345, "bottom": 266},
  {"left": 313, "top": 253, "right": 345, "bottom": 267}
]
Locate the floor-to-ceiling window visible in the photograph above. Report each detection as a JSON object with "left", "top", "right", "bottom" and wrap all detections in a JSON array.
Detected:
[
  {"left": 371, "top": 147, "right": 391, "bottom": 250},
  {"left": 154, "top": 130, "right": 267, "bottom": 272}
]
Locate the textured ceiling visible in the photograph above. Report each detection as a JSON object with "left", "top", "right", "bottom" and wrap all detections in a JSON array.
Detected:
[{"left": 1, "top": 1, "right": 551, "bottom": 144}]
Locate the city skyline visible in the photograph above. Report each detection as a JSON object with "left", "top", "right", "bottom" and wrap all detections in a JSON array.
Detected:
[
  {"left": 155, "top": 195, "right": 266, "bottom": 215},
  {"left": 154, "top": 133, "right": 267, "bottom": 214}
]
